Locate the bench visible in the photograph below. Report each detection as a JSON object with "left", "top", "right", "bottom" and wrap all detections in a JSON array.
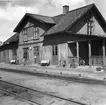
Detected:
[
  {"left": 10, "top": 60, "right": 16, "bottom": 64},
  {"left": 40, "top": 60, "right": 50, "bottom": 66}
]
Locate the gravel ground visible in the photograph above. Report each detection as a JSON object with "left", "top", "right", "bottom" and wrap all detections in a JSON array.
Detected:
[
  {"left": 0, "top": 71, "right": 106, "bottom": 105},
  {"left": 0, "top": 90, "right": 32, "bottom": 105}
]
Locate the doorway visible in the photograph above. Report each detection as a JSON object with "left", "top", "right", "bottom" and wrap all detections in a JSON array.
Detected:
[
  {"left": 79, "top": 41, "right": 89, "bottom": 65},
  {"left": 34, "top": 46, "right": 40, "bottom": 64},
  {"left": 52, "top": 45, "right": 58, "bottom": 65}
]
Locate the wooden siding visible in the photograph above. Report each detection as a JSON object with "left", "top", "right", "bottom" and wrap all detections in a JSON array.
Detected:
[
  {"left": 17, "top": 46, "right": 23, "bottom": 64},
  {"left": 0, "top": 50, "right": 10, "bottom": 63},
  {"left": 68, "top": 10, "right": 93, "bottom": 34},
  {"left": 18, "top": 18, "right": 53, "bottom": 65},
  {"left": 93, "top": 17, "right": 105, "bottom": 35},
  {"left": 0, "top": 51, "right": 3, "bottom": 62},
  {"left": 0, "top": 42, "right": 18, "bottom": 63},
  {"left": 41, "top": 45, "right": 52, "bottom": 60},
  {"left": 19, "top": 18, "right": 50, "bottom": 45},
  {"left": 41, "top": 43, "right": 68, "bottom": 65},
  {"left": 5, "top": 50, "right": 9, "bottom": 63},
  {"left": 58, "top": 43, "right": 68, "bottom": 62},
  {"left": 19, "top": 26, "right": 44, "bottom": 45},
  {"left": 43, "top": 33, "right": 100, "bottom": 46},
  {"left": 77, "top": 16, "right": 105, "bottom": 36},
  {"left": 18, "top": 42, "right": 43, "bottom": 65}
]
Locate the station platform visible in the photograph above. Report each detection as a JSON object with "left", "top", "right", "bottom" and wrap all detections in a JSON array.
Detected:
[{"left": 0, "top": 62, "right": 106, "bottom": 81}]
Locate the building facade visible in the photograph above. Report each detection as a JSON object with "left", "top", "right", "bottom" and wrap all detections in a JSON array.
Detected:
[{"left": 1, "top": 3, "right": 106, "bottom": 67}]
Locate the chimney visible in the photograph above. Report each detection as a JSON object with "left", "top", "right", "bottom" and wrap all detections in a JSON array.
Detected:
[{"left": 63, "top": 5, "right": 69, "bottom": 14}]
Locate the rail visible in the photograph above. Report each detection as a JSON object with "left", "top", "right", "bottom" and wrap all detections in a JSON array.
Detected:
[{"left": 0, "top": 80, "right": 87, "bottom": 105}]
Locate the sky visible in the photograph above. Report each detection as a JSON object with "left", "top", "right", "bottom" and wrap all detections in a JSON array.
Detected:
[{"left": 0, "top": 0, "right": 106, "bottom": 42}]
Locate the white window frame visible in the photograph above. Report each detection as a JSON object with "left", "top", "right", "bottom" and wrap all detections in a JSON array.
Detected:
[
  {"left": 33, "top": 26, "right": 39, "bottom": 39},
  {"left": 23, "top": 29, "right": 28, "bottom": 41}
]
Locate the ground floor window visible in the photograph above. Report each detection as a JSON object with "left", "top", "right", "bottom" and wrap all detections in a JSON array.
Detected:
[
  {"left": 23, "top": 48, "right": 29, "bottom": 60},
  {"left": 52, "top": 45, "right": 58, "bottom": 56}
]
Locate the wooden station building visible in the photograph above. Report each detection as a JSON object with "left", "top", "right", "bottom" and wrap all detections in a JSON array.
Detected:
[
  {"left": 1, "top": 3, "right": 106, "bottom": 67},
  {"left": 0, "top": 33, "right": 18, "bottom": 63}
]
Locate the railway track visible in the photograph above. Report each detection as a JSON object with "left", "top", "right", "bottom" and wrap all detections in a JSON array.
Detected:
[
  {"left": 0, "top": 87, "right": 40, "bottom": 105},
  {"left": 0, "top": 80, "right": 87, "bottom": 105}
]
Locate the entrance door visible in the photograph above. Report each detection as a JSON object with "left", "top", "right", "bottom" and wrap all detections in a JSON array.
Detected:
[
  {"left": 23, "top": 48, "right": 29, "bottom": 64},
  {"left": 34, "top": 46, "right": 40, "bottom": 64},
  {"left": 52, "top": 45, "right": 58, "bottom": 65},
  {"left": 79, "top": 42, "right": 89, "bottom": 65}
]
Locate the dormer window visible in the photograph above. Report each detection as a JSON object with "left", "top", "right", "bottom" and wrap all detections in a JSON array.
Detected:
[
  {"left": 33, "top": 26, "right": 39, "bottom": 39},
  {"left": 23, "top": 29, "right": 27, "bottom": 41}
]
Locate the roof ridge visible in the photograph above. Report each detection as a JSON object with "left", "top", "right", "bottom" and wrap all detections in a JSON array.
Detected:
[
  {"left": 52, "top": 3, "right": 94, "bottom": 18},
  {"left": 26, "top": 13, "right": 52, "bottom": 18},
  {"left": 51, "top": 3, "right": 94, "bottom": 23},
  {"left": 27, "top": 13, "right": 56, "bottom": 24},
  {"left": 44, "top": 3, "right": 95, "bottom": 36},
  {"left": 52, "top": 14, "right": 64, "bottom": 18},
  {"left": 65, "top": 3, "right": 94, "bottom": 31},
  {"left": 67, "top": 3, "right": 94, "bottom": 14}
]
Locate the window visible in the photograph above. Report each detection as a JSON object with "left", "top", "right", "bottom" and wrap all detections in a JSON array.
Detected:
[
  {"left": 23, "top": 29, "right": 27, "bottom": 41},
  {"left": 23, "top": 48, "right": 29, "bottom": 60},
  {"left": 33, "top": 26, "right": 39, "bottom": 39},
  {"left": 52, "top": 45, "right": 58, "bottom": 56},
  {"left": 34, "top": 46, "right": 39, "bottom": 56},
  {"left": 87, "top": 19, "right": 94, "bottom": 35}
]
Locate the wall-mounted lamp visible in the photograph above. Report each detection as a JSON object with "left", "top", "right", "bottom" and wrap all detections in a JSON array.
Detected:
[{"left": 29, "top": 47, "right": 32, "bottom": 50}]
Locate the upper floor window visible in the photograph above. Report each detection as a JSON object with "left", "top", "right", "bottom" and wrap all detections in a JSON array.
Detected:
[
  {"left": 87, "top": 19, "right": 94, "bottom": 35},
  {"left": 22, "top": 29, "right": 28, "bottom": 41},
  {"left": 33, "top": 26, "right": 39, "bottom": 39}
]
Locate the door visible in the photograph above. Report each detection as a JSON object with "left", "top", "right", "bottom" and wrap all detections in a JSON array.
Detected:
[
  {"left": 34, "top": 46, "right": 40, "bottom": 64},
  {"left": 23, "top": 48, "right": 29, "bottom": 64},
  {"left": 52, "top": 45, "right": 58, "bottom": 65},
  {"left": 12, "top": 49, "right": 17, "bottom": 60},
  {"left": 79, "top": 41, "right": 89, "bottom": 65}
]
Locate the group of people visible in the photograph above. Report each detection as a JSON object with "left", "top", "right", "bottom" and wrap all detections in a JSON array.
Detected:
[
  {"left": 58, "top": 58, "right": 86, "bottom": 68},
  {"left": 70, "top": 58, "right": 86, "bottom": 68}
]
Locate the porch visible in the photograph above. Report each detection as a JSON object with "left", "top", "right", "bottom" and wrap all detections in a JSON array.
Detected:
[{"left": 68, "top": 39, "right": 106, "bottom": 67}]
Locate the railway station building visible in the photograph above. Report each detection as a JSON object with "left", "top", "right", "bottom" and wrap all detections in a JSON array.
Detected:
[{"left": 1, "top": 3, "right": 106, "bottom": 67}]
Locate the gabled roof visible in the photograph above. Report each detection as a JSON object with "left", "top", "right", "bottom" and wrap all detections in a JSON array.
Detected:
[
  {"left": 3, "top": 33, "right": 18, "bottom": 45},
  {"left": 44, "top": 3, "right": 106, "bottom": 36},
  {"left": 27, "top": 13, "right": 55, "bottom": 24},
  {"left": 14, "top": 13, "right": 55, "bottom": 32},
  {"left": 14, "top": 3, "right": 106, "bottom": 37}
]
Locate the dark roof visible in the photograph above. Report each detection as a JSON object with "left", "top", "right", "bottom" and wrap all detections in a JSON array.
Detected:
[
  {"left": 3, "top": 33, "right": 18, "bottom": 45},
  {"left": 14, "top": 3, "right": 106, "bottom": 37},
  {"left": 27, "top": 13, "right": 55, "bottom": 24},
  {"left": 14, "top": 13, "right": 55, "bottom": 32},
  {"left": 44, "top": 3, "right": 96, "bottom": 35},
  {"left": 52, "top": 14, "right": 64, "bottom": 23}
]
